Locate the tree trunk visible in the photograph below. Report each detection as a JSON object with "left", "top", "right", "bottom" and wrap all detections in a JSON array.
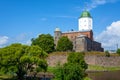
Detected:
[{"left": 16, "top": 66, "right": 25, "bottom": 80}]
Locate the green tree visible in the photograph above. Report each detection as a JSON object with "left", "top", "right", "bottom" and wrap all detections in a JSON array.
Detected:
[
  {"left": 31, "top": 34, "right": 54, "bottom": 53},
  {"left": 117, "top": 48, "right": 120, "bottom": 55},
  {"left": 56, "top": 36, "right": 73, "bottom": 51},
  {"left": 0, "top": 43, "right": 48, "bottom": 80},
  {"left": 67, "top": 52, "right": 88, "bottom": 71},
  {"left": 105, "top": 50, "right": 110, "bottom": 57},
  {"left": 53, "top": 52, "right": 88, "bottom": 80}
]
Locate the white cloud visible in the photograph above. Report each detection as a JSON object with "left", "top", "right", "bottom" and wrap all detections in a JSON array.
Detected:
[
  {"left": 25, "top": 40, "right": 32, "bottom": 45},
  {"left": 95, "top": 20, "right": 120, "bottom": 50},
  {"left": 14, "top": 33, "right": 33, "bottom": 45},
  {"left": 0, "top": 33, "right": 33, "bottom": 48},
  {"left": 15, "top": 33, "right": 27, "bottom": 41},
  {"left": 86, "top": 0, "right": 118, "bottom": 11},
  {"left": 0, "top": 36, "right": 9, "bottom": 47}
]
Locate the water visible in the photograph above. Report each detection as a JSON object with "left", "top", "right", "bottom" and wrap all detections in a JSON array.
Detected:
[{"left": 87, "top": 70, "right": 120, "bottom": 80}]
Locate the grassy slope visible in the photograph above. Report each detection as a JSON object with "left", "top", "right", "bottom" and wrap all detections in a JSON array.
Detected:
[{"left": 88, "top": 65, "right": 120, "bottom": 71}]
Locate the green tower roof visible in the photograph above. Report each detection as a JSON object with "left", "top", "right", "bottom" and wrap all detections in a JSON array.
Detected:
[{"left": 80, "top": 11, "right": 92, "bottom": 18}]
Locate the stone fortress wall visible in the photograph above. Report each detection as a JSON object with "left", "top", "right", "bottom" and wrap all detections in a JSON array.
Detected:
[
  {"left": 85, "top": 55, "right": 120, "bottom": 67},
  {"left": 47, "top": 54, "right": 120, "bottom": 67}
]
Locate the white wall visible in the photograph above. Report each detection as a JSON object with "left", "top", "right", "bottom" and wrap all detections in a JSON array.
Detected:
[{"left": 78, "top": 17, "right": 93, "bottom": 31}]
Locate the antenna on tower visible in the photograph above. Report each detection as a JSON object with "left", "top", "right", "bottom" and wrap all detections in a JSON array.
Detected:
[
  {"left": 116, "top": 43, "right": 118, "bottom": 50},
  {"left": 84, "top": 2, "right": 88, "bottom": 11}
]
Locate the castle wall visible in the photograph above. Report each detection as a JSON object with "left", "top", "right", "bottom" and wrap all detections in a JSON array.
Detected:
[
  {"left": 54, "top": 31, "right": 62, "bottom": 47},
  {"left": 61, "top": 30, "right": 93, "bottom": 41},
  {"left": 85, "top": 37, "right": 103, "bottom": 52},
  {"left": 47, "top": 54, "right": 120, "bottom": 67},
  {"left": 59, "top": 30, "right": 98, "bottom": 52},
  {"left": 74, "top": 36, "right": 103, "bottom": 52},
  {"left": 85, "top": 55, "right": 120, "bottom": 67},
  {"left": 75, "top": 36, "right": 86, "bottom": 52},
  {"left": 54, "top": 29, "right": 103, "bottom": 52}
]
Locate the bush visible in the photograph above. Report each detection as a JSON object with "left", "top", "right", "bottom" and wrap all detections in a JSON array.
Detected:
[
  {"left": 53, "top": 52, "right": 88, "bottom": 80},
  {"left": 105, "top": 50, "right": 110, "bottom": 57},
  {"left": 117, "top": 48, "right": 120, "bottom": 55}
]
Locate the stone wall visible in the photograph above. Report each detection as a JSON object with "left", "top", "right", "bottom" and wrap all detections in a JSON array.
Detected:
[
  {"left": 47, "top": 54, "right": 120, "bottom": 67},
  {"left": 47, "top": 54, "right": 68, "bottom": 67},
  {"left": 85, "top": 55, "right": 120, "bottom": 67}
]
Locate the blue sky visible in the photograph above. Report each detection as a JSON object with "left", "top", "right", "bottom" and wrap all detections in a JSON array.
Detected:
[{"left": 0, "top": 0, "right": 120, "bottom": 50}]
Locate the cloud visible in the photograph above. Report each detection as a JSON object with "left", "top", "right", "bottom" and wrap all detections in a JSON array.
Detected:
[
  {"left": 95, "top": 20, "right": 120, "bottom": 50},
  {"left": 0, "top": 33, "right": 33, "bottom": 48},
  {"left": 85, "top": 0, "right": 118, "bottom": 11},
  {"left": 14, "top": 33, "right": 33, "bottom": 45},
  {"left": 0, "top": 36, "right": 9, "bottom": 47},
  {"left": 26, "top": 40, "right": 32, "bottom": 45},
  {"left": 15, "top": 33, "right": 27, "bottom": 41}
]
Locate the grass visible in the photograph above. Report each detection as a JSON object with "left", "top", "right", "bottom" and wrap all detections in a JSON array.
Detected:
[
  {"left": 84, "top": 77, "right": 92, "bottom": 80},
  {"left": 48, "top": 52, "right": 69, "bottom": 56},
  {"left": 47, "top": 66, "right": 56, "bottom": 73},
  {"left": 0, "top": 75, "right": 15, "bottom": 80},
  {"left": 88, "top": 65, "right": 120, "bottom": 71},
  {"left": 49, "top": 51, "right": 120, "bottom": 57},
  {"left": 48, "top": 65, "right": 120, "bottom": 72}
]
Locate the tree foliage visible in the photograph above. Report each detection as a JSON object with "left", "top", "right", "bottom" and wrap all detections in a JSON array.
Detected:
[
  {"left": 67, "top": 52, "right": 88, "bottom": 71},
  {"left": 53, "top": 52, "right": 88, "bottom": 80},
  {"left": 31, "top": 34, "right": 54, "bottom": 53},
  {"left": 105, "top": 50, "right": 110, "bottom": 57},
  {"left": 0, "top": 43, "right": 48, "bottom": 80},
  {"left": 56, "top": 36, "right": 73, "bottom": 51},
  {"left": 117, "top": 48, "right": 120, "bottom": 55}
]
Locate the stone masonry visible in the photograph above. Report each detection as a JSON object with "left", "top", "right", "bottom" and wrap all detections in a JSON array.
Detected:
[{"left": 47, "top": 54, "right": 120, "bottom": 67}]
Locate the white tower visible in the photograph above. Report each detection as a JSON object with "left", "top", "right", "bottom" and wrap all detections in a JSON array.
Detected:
[{"left": 78, "top": 11, "right": 93, "bottom": 31}]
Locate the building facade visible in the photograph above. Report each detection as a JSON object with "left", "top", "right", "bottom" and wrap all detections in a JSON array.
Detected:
[{"left": 54, "top": 11, "right": 104, "bottom": 52}]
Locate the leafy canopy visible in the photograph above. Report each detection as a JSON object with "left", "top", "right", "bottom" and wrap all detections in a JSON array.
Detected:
[
  {"left": 117, "top": 48, "right": 120, "bottom": 55},
  {"left": 105, "top": 50, "right": 110, "bottom": 57},
  {"left": 31, "top": 34, "right": 54, "bottom": 53},
  {"left": 0, "top": 43, "right": 48, "bottom": 80},
  {"left": 56, "top": 36, "right": 73, "bottom": 51},
  {"left": 53, "top": 52, "right": 88, "bottom": 80},
  {"left": 67, "top": 52, "right": 88, "bottom": 70}
]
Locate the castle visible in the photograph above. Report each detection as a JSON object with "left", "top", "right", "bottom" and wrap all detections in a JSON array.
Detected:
[{"left": 54, "top": 11, "right": 104, "bottom": 52}]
